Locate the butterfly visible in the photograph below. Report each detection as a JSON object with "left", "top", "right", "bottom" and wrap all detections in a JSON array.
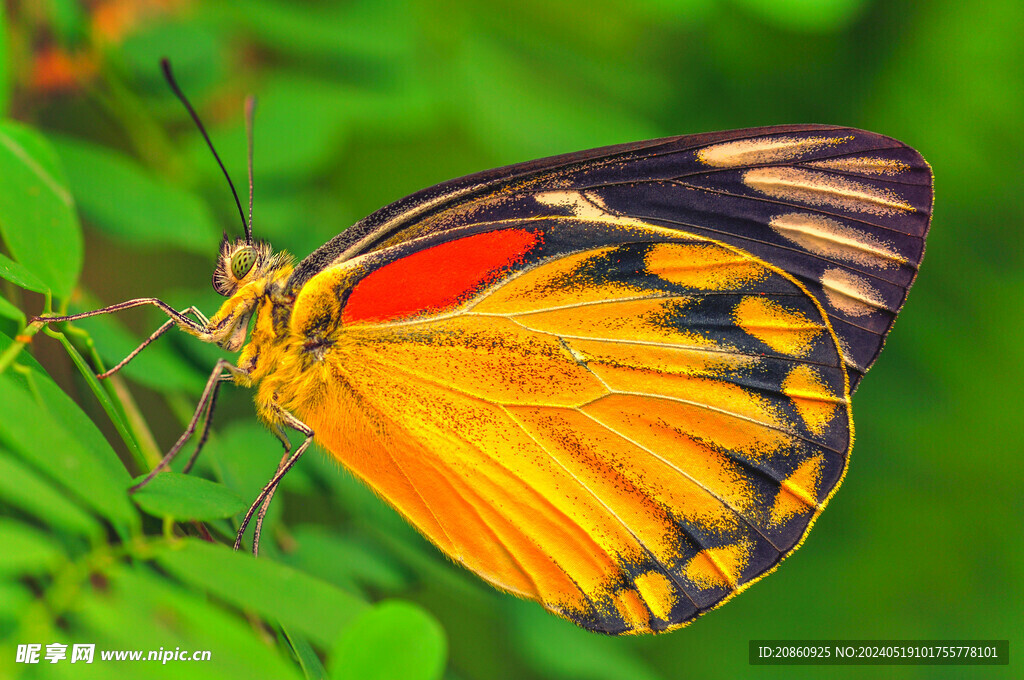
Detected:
[{"left": 36, "top": 62, "right": 932, "bottom": 635}]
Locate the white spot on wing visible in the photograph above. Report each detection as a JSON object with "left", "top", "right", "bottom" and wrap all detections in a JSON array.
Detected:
[
  {"left": 769, "top": 213, "right": 907, "bottom": 270},
  {"left": 697, "top": 135, "right": 854, "bottom": 167},
  {"left": 743, "top": 167, "right": 914, "bottom": 217},
  {"left": 535, "top": 190, "right": 612, "bottom": 219},
  {"left": 805, "top": 156, "right": 911, "bottom": 176},
  {"left": 820, "top": 268, "right": 887, "bottom": 317}
]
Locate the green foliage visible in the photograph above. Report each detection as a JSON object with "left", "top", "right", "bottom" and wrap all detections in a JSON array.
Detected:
[
  {"left": 0, "top": 293, "right": 23, "bottom": 324},
  {"left": 0, "top": 452, "right": 103, "bottom": 539},
  {"left": 68, "top": 308, "right": 207, "bottom": 394},
  {"left": 328, "top": 601, "right": 446, "bottom": 680},
  {"left": 0, "top": 370, "right": 135, "bottom": 529},
  {"left": 0, "top": 122, "right": 82, "bottom": 298},
  {"left": 51, "top": 135, "right": 221, "bottom": 254},
  {"left": 0, "top": 0, "right": 1019, "bottom": 679},
  {"left": 131, "top": 473, "right": 246, "bottom": 522},
  {"left": 0, "top": 252, "right": 47, "bottom": 293},
  {"left": 156, "top": 540, "right": 368, "bottom": 648},
  {"left": 0, "top": 518, "right": 64, "bottom": 577}
]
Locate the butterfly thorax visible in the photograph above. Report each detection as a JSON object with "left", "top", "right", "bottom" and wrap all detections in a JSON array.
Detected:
[
  {"left": 251, "top": 259, "right": 368, "bottom": 433},
  {"left": 233, "top": 262, "right": 295, "bottom": 380},
  {"left": 230, "top": 256, "right": 351, "bottom": 434},
  {"left": 201, "top": 242, "right": 298, "bottom": 427}
]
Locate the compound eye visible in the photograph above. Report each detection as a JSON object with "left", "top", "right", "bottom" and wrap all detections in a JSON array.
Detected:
[{"left": 230, "top": 246, "right": 257, "bottom": 280}]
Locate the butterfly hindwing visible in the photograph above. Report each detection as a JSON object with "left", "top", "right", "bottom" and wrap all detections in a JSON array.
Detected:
[
  {"left": 283, "top": 217, "right": 852, "bottom": 634},
  {"left": 289, "top": 125, "right": 932, "bottom": 390}
]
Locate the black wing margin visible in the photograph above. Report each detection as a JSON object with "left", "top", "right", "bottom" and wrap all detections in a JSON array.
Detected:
[{"left": 289, "top": 125, "right": 932, "bottom": 390}]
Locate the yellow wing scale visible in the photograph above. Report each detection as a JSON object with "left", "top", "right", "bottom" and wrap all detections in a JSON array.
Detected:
[{"left": 281, "top": 221, "right": 852, "bottom": 633}]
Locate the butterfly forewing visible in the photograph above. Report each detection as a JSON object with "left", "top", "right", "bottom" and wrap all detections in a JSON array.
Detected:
[
  {"left": 290, "top": 125, "right": 932, "bottom": 390},
  {"left": 281, "top": 217, "right": 852, "bottom": 633}
]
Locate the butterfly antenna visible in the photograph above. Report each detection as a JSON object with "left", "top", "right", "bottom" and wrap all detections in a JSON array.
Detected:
[
  {"left": 244, "top": 95, "right": 257, "bottom": 243},
  {"left": 160, "top": 58, "right": 248, "bottom": 238}
]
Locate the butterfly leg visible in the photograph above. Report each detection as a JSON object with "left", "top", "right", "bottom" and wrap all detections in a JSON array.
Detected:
[
  {"left": 128, "top": 358, "right": 248, "bottom": 493},
  {"left": 33, "top": 298, "right": 210, "bottom": 336},
  {"left": 99, "top": 306, "right": 209, "bottom": 378},
  {"left": 181, "top": 371, "right": 235, "bottom": 475},
  {"left": 34, "top": 300, "right": 216, "bottom": 378},
  {"left": 248, "top": 424, "right": 292, "bottom": 556},
  {"left": 234, "top": 407, "right": 314, "bottom": 556}
]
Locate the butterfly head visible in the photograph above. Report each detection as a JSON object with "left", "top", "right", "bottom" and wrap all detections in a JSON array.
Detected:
[{"left": 212, "top": 234, "right": 274, "bottom": 296}]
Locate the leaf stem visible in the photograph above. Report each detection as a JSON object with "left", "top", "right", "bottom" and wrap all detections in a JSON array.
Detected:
[{"left": 0, "top": 319, "right": 41, "bottom": 373}]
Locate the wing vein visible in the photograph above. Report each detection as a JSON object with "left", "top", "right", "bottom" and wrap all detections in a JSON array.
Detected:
[
  {"left": 355, "top": 331, "right": 844, "bottom": 456},
  {"left": 411, "top": 450, "right": 547, "bottom": 601},
  {"left": 500, "top": 317, "right": 843, "bottom": 372},
  {"left": 356, "top": 361, "right": 628, "bottom": 630},
  {"left": 502, "top": 405, "right": 702, "bottom": 614},
  {"left": 576, "top": 409, "right": 783, "bottom": 556},
  {"left": 469, "top": 292, "right": 809, "bottom": 319},
  {"left": 667, "top": 179, "right": 924, "bottom": 238},
  {"left": 580, "top": 390, "right": 844, "bottom": 456},
  {"left": 375, "top": 434, "right": 460, "bottom": 554}
]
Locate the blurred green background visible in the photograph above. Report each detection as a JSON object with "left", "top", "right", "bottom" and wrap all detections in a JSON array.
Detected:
[{"left": 0, "top": 0, "right": 1020, "bottom": 678}]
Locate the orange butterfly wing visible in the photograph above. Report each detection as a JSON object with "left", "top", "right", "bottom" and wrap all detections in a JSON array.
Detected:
[{"left": 281, "top": 218, "right": 851, "bottom": 634}]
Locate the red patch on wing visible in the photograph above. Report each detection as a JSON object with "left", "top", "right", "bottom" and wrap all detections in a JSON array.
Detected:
[{"left": 343, "top": 228, "right": 542, "bottom": 324}]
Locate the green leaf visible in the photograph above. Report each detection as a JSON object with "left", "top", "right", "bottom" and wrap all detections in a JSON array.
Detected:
[
  {"left": 119, "top": 21, "right": 225, "bottom": 96},
  {"left": 32, "top": 347, "right": 138, "bottom": 482},
  {"left": 49, "top": 329, "right": 146, "bottom": 473},
  {"left": 0, "top": 518, "right": 64, "bottom": 576},
  {"left": 282, "top": 624, "right": 329, "bottom": 680},
  {"left": 0, "top": 121, "right": 82, "bottom": 299},
  {"left": 133, "top": 472, "right": 246, "bottom": 521},
  {"left": 203, "top": 421, "right": 312, "bottom": 504},
  {"left": 43, "top": 0, "right": 88, "bottom": 45},
  {"left": 199, "top": 421, "right": 292, "bottom": 551},
  {"left": 0, "top": 372, "right": 137, "bottom": 530},
  {"left": 0, "top": 294, "right": 23, "bottom": 325},
  {"left": 0, "top": 328, "right": 47, "bottom": 374},
  {"left": 51, "top": 135, "right": 220, "bottom": 254},
  {"left": 155, "top": 539, "right": 368, "bottom": 647},
  {"left": 328, "top": 600, "right": 447, "bottom": 680},
  {"left": 0, "top": 251, "right": 48, "bottom": 292},
  {"left": 0, "top": 449, "right": 103, "bottom": 539},
  {"left": 77, "top": 564, "right": 303, "bottom": 680}
]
